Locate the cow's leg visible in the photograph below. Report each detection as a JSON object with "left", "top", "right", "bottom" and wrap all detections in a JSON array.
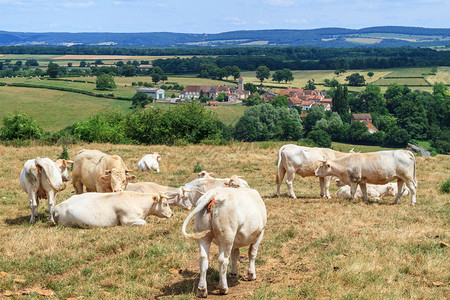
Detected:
[
  {"left": 197, "top": 239, "right": 211, "bottom": 298},
  {"left": 230, "top": 248, "right": 240, "bottom": 278},
  {"left": 276, "top": 165, "right": 286, "bottom": 197},
  {"left": 350, "top": 183, "right": 359, "bottom": 202},
  {"left": 73, "top": 179, "right": 84, "bottom": 194},
  {"left": 324, "top": 176, "right": 332, "bottom": 199},
  {"left": 28, "top": 190, "right": 38, "bottom": 223},
  {"left": 47, "top": 190, "right": 56, "bottom": 224},
  {"left": 248, "top": 229, "right": 264, "bottom": 281},
  {"left": 119, "top": 214, "right": 147, "bottom": 226},
  {"left": 359, "top": 183, "right": 369, "bottom": 203},
  {"left": 319, "top": 177, "right": 325, "bottom": 198},
  {"left": 392, "top": 180, "right": 405, "bottom": 204},
  {"left": 405, "top": 180, "right": 417, "bottom": 206},
  {"left": 218, "top": 243, "right": 232, "bottom": 295},
  {"left": 286, "top": 171, "right": 297, "bottom": 199}
]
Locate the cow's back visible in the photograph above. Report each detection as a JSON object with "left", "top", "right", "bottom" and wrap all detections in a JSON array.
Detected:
[{"left": 127, "top": 182, "right": 174, "bottom": 193}]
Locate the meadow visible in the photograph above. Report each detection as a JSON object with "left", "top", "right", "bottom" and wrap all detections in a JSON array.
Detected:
[{"left": 0, "top": 142, "right": 448, "bottom": 299}]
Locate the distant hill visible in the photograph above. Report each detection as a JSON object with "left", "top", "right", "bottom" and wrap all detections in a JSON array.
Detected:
[{"left": 0, "top": 26, "right": 449, "bottom": 47}]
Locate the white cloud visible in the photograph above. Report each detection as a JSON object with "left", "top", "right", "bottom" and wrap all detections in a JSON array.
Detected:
[
  {"left": 113, "top": 1, "right": 124, "bottom": 5},
  {"left": 225, "top": 17, "right": 247, "bottom": 26},
  {"left": 62, "top": 1, "right": 94, "bottom": 8},
  {"left": 264, "top": 0, "right": 296, "bottom": 6}
]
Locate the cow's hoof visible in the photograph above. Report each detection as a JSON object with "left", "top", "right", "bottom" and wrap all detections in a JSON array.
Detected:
[
  {"left": 197, "top": 288, "right": 207, "bottom": 298},
  {"left": 247, "top": 273, "right": 256, "bottom": 281},
  {"left": 219, "top": 288, "right": 228, "bottom": 295}
]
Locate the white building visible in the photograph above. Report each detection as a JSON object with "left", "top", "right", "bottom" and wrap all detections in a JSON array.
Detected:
[{"left": 137, "top": 88, "right": 165, "bottom": 100}]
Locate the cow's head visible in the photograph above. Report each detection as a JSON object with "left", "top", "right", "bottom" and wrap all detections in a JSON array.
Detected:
[
  {"left": 197, "top": 170, "right": 214, "bottom": 179},
  {"left": 385, "top": 184, "right": 396, "bottom": 196},
  {"left": 154, "top": 193, "right": 173, "bottom": 218},
  {"left": 54, "top": 159, "right": 74, "bottom": 182},
  {"left": 225, "top": 175, "right": 243, "bottom": 188},
  {"left": 101, "top": 168, "right": 136, "bottom": 192},
  {"left": 314, "top": 158, "right": 331, "bottom": 177}
]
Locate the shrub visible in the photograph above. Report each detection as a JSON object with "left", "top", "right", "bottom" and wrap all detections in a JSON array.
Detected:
[
  {"left": 307, "top": 129, "right": 332, "bottom": 148},
  {"left": 440, "top": 179, "right": 450, "bottom": 194},
  {"left": 58, "top": 145, "right": 69, "bottom": 160},
  {"left": 193, "top": 162, "right": 203, "bottom": 173},
  {"left": 0, "top": 113, "right": 44, "bottom": 140}
]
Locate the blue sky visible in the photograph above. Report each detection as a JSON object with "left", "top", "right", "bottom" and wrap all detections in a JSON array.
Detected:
[{"left": 1, "top": 0, "right": 449, "bottom": 33}]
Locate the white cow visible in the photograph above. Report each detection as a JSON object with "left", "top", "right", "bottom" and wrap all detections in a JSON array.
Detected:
[
  {"left": 137, "top": 153, "right": 161, "bottom": 172},
  {"left": 197, "top": 170, "right": 214, "bottom": 178},
  {"left": 336, "top": 182, "right": 410, "bottom": 201},
  {"left": 184, "top": 176, "right": 250, "bottom": 206},
  {"left": 182, "top": 186, "right": 267, "bottom": 297},
  {"left": 53, "top": 191, "right": 173, "bottom": 228},
  {"left": 20, "top": 158, "right": 73, "bottom": 224},
  {"left": 315, "top": 150, "right": 417, "bottom": 205},
  {"left": 126, "top": 182, "right": 192, "bottom": 210},
  {"left": 276, "top": 144, "right": 349, "bottom": 199}
]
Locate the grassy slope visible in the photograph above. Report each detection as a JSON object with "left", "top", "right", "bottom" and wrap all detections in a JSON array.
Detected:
[
  {"left": 0, "top": 142, "right": 448, "bottom": 299},
  {"left": 0, "top": 86, "right": 131, "bottom": 131}
]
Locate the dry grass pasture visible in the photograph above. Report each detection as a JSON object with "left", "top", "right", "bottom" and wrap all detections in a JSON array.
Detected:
[{"left": 0, "top": 142, "right": 448, "bottom": 299}]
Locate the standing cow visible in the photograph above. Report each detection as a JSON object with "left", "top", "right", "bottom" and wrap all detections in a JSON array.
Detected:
[
  {"left": 315, "top": 150, "right": 417, "bottom": 205},
  {"left": 20, "top": 158, "right": 72, "bottom": 224},
  {"left": 72, "top": 149, "right": 135, "bottom": 193},
  {"left": 276, "top": 144, "right": 348, "bottom": 199},
  {"left": 137, "top": 153, "right": 161, "bottom": 172},
  {"left": 182, "top": 186, "right": 267, "bottom": 297}
]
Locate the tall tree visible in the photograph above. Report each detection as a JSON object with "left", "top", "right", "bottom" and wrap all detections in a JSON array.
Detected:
[
  {"left": 360, "top": 85, "right": 387, "bottom": 115},
  {"left": 331, "top": 84, "right": 349, "bottom": 116},
  {"left": 256, "top": 65, "right": 270, "bottom": 84},
  {"left": 46, "top": 62, "right": 60, "bottom": 78},
  {"left": 345, "top": 73, "right": 365, "bottom": 86},
  {"left": 304, "top": 79, "right": 316, "bottom": 90},
  {"left": 96, "top": 73, "right": 116, "bottom": 90}
]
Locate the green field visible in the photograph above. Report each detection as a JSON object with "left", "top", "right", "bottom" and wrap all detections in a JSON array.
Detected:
[{"left": 0, "top": 86, "right": 131, "bottom": 131}]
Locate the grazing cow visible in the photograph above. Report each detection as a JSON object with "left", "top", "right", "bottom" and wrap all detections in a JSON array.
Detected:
[
  {"left": 53, "top": 191, "right": 173, "bottom": 228},
  {"left": 20, "top": 158, "right": 73, "bottom": 224},
  {"left": 137, "top": 153, "right": 161, "bottom": 172},
  {"left": 126, "top": 182, "right": 192, "bottom": 210},
  {"left": 182, "top": 186, "right": 267, "bottom": 297},
  {"left": 72, "top": 149, "right": 135, "bottom": 193},
  {"left": 315, "top": 150, "right": 417, "bottom": 205},
  {"left": 184, "top": 176, "right": 250, "bottom": 205},
  {"left": 276, "top": 144, "right": 349, "bottom": 199},
  {"left": 197, "top": 170, "right": 214, "bottom": 178},
  {"left": 336, "top": 182, "right": 410, "bottom": 201}
]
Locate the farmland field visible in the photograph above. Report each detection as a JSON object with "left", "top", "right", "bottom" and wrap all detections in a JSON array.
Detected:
[
  {"left": 0, "top": 86, "right": 131, "bottom": 131},
  {"left": 0, "top": 142, "right": 448, "bottom": 299}
]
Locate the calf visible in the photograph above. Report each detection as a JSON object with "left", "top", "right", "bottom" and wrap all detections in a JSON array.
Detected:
[
  {"left": 315, "top": 150, "right": 417, "bottom": 205},
  {"left": 126, "top": 182, "right": 192, "bottom": 210},
  {"left": 137, "top": 153, "right": 161, "bottom": 172},
  {"left": 336, "top": 182, "right": 409, "bottom": 201},
  {"left": 53, "top": 191, "right": 172, "bottom": 228},
  {"left": 182, "top": 187, "right": 266, "bottom": 297},
  {"left": 20, "top": 158, "right": 72, "bottom": 224}
]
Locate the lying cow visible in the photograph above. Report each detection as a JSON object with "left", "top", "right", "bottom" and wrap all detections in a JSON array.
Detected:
[
  {"left": 336, "top": 182, "right": 410, "bottom": 201},
  {"left": 137, "top": 153, "right": 161, "bottom": 172},
  {"left": 126, "top": 182, "right": 192, "bottom": 210},
  {"left": 276, "top": 144, "right": 349, "bottom": 199},
  {"left": 72, "top": 149, "right": 135, "bottom": 193},
  {"left": 315, "top": 150, "right": 417, "bottom": 205},
  {"left": 184, "top": 176, "right": 250, "bottom": 205},
  {"left": 20, "top": 158, "right": 73, "bottom": 224},
  {"left": 182, "top": 186, "right": 266, "bottom": 297},
  {"left": 53, "top": 191, "right": 172, "bottom": 228}
]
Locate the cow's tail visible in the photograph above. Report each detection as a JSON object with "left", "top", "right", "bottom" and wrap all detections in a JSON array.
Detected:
[
  {"left": 181, "top": 190, "right": 214, "bottom": 240},
  {"left": 412, "top": 151, "right": 417, "bottom": 188},
  {"left": 276, "top": 146, "right": 284, "bottom": 185}
]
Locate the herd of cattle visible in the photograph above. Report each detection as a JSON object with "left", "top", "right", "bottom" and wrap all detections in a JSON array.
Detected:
[{"left": 18, "top": 145, "right": 417, "bottom": 297}]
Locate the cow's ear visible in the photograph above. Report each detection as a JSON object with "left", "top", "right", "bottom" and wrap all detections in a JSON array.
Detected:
[
  {"left": 209, "top": 172, "right": 214, "bottom": 177},
  {"left": 35, "top": 163, "right": 42, "bottom": 174},
  {"left": 326, "top": 163, "right": 330, "bottom": 168},
  {"left": 100, "top": 175, "right": 110, "bottom": 182},
  {"left": 127, "top": 174, "right": 136, "bottom": 180}
]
